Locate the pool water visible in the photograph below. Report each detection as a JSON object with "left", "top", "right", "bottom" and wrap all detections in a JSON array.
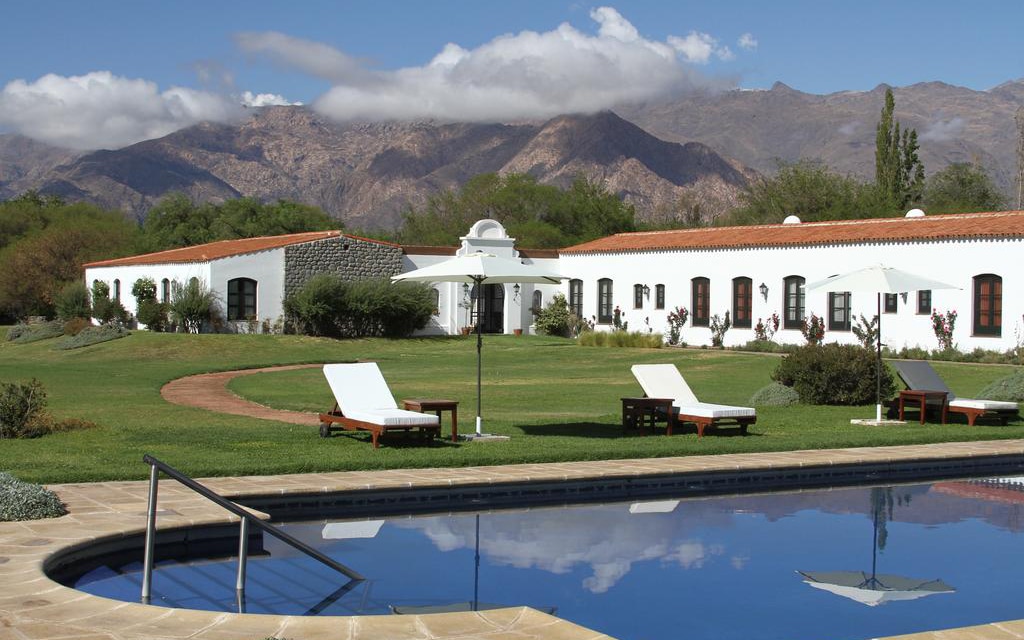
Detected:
[{"left": 72, "top": 477, "right": 1024, "bottom": 640}]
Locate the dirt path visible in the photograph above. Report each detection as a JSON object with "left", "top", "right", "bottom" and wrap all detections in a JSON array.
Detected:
[{"left": 160, "top": 363, "right": 322, "bottom": 426}]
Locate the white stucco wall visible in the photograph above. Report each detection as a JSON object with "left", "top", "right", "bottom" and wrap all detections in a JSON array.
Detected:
[
  {"left": 84, "top": 262, "right": 212, "bottom": 321},
  {"left": 559, "top": 237, "right": 1023, "bottom": 352}
]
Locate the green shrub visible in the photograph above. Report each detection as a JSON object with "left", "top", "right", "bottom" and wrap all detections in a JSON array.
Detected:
[
  {"left": 284, "top": 276, "right": 433, "bottom": 338},
  {"left": 772, "top": 343, "right": 896, "bottom": 405},
  {"left": 977, "top": 369, "right": 1024, "bottom": 402},
  {"left": 54, "top": 324, "right": 130, "bottom": 350},
  {"left": 749, "top": 382, "right": 801, "bottom": 406},
  {"left": 0, "top": 472, "right": 66, "bottom": 521},
  {"left": 136, "top": 299, "right": 169, "bottom": 331},
  {"left": 0, "top": 378, "right": 49, "bottom": 438},
  {"left": 54, "top": 282, "right": 92, "bottom": 321},
  {"left": 6, "top": 320, "right": 64, "bottom": 344},
  {"left": 578, "top": 330, "right": 663, "bottom": 348},
  {"left": 169, "top": 279, "right": 221, "bottom": 333},
  {"left": 534, "top": 294, "right": 573, "bottom": 337}
]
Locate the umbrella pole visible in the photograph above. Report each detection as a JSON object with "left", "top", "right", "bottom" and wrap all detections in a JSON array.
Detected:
[
  {"left": 475, "top": 277, "right": 484, "bottom": 435},
  {"left": 876, "top": 293, "right": 882, "bottom": 422}
]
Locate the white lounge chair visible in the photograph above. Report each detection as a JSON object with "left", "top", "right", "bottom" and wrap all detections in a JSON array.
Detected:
[
  {"left": 891, "top": 360, "right": 1019, "bottom": 426},
  {"left": 318, "top": 363, "right": 441, "bottom": 447},
  {"left": 630, "top": 364, "right": 756, "bottom": 437}
]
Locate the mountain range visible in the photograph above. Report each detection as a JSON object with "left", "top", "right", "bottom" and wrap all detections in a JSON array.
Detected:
[{"left": 1, "top": 80, "right": 1021, "bottom": 229}]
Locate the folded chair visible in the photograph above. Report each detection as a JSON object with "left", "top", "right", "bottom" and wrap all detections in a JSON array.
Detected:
[
  {"left": 630, "top": 364, "right": 756, "bottom": 437},
  {"left": 318, "top": 363, "right": 441, "bottom": 447},
  {"left": 890, "top": 360, "right": 1019, "bottom": 426}
]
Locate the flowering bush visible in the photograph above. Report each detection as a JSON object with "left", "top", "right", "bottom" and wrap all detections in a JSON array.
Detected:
[
  {"left": 800, "top": 313, "right": 825, "bottom": 346},
  {"left": 931, "top": 309, "right": 957, "bottom": 351},
  {"left": 666, "top": 306, "right": 689, "bottom": 345},
  {"left": 851, "top": 314, "right": 879, "bottom": 350},
  {"left": 612, "top": 306, "right": 628, "bottom": 332},
  {"left": 710, "top": 311, "right": 731, "bottom": 347},
  {"left": 754, "top": 313, "right": 780, "bottom": 342}
]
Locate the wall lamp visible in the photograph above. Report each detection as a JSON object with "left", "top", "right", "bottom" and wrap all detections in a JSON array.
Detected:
[
  {"left": 513, "top": 283, "right": 521, "bottom": 303},
  {"left": 642, "top": 284, "right": 650, "bottom": 298},
  {"left": 759, "top": 282, "right": 769, "bottom": 302}
]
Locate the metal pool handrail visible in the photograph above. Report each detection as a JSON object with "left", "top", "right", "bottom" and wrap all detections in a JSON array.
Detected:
[{"left": 140, "top": 454, "right": 364, "bottom": 604}]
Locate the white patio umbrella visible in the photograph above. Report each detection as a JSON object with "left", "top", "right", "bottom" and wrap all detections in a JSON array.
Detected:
[
  {"left": 392, "top": 252, "right": 567, "bottom": 435},
  {"left": 806, "top": 265, "right": 959, "bottom": 422}
]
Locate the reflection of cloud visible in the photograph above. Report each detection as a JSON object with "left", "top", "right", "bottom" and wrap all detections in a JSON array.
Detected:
[
  {"left": 0, "top": 71, "right": 243, "bottom": 150},
  {"left": 238, "top": 7, "right": 741, "bottom": 123},
  {"left": 731, "top": 555, "right": 749, "bottom": 570},
  {"left": 397, "top": 504, "right": 728, "bottom": 594},
  {"left": 921, "top": 117, "right": 966, "bottom": 142}
]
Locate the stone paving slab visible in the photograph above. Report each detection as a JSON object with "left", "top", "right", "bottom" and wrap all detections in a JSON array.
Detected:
[{"left": 2, "top": 440, "right": 1024, "bottom": 640}]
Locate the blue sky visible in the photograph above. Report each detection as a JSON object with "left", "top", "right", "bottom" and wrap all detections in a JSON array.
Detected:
[{"left": 1, "top": 1, "right": 1021, "bottom": 150}]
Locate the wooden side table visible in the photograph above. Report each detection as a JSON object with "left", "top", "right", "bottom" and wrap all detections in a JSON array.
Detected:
[
  {"left": 402, "top": 399, "right": 459, "bottom": 442},
  {"left": 898, "top": 390, "right": 948, "bottom": 424},
  {"left": 621, "top": 397, "right": 675, "bottom": 435}
]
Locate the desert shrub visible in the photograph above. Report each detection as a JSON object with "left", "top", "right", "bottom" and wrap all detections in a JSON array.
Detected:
[
  {"left": 0, "top": 472, "right": 66, "bottom": 521},
  {"left": 169, "top": 279, "right": 221, "bottom": 333},
  {"left": 736, "top": 339, "right": 785, "bottom": 353},
  {"left": 6, "top": 320, "right": 64, "bottom": 344},
  {"left": 0, "top": 379, "right": 48, "bottom": 438},
  {"left": 749, "top": 382, "right": 801, "bottom": 406},
  {"left": 977, "top": 369, "right": 1024, "bottom": 402},
  {"left": 534, "top": 293, "right": 573, "bottom": 337},
  {"left": 284, "top": 276, "right": 432, "bottom": 338},
  {"left": 54, "top": 324, "right": 130, "bottom": 350},
  {"left": 63, "top": 317, "right": 91, "bottom": 336},
  {"left": 136, "top": 299, "right": 169, "bottom": 331},
  {"left": 772, "top": 343, "right": 896, "bottom": 405},
  {"left": 578, "top": 330, "right": 663, "bottom": 348},
  {"left": 54, "top": 282, "right": 92, "bottom": 321}
]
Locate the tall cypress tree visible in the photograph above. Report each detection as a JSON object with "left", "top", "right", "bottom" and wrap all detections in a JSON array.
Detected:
[{"left": 875, "top": 88, "right": 924, "bottom": 209}]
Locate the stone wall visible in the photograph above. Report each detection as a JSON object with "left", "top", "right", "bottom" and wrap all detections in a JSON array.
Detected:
[{"left": 284, "top": 236, "right": 404, "bottom": 298}]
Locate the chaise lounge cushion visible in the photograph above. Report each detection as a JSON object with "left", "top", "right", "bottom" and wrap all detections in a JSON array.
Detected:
[
  {"left": 343, "top": 407, "right": 440, "bottom": 427},
  {"left": 676, "top": 402, "right": 757, "bottom": 419},
  {"left": 948, "top": 398, "right": 1019, "bottom": 412}
]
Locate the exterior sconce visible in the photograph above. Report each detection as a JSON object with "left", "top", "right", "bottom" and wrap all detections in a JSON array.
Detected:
[
  {"left": 759, "top": 282, "right": 768, "bottom": 301},
  {"left": 642, "top": 284, "right": 650, "bottom": 298},
  {"left": 462, "top": 282, "right": 470, "bottom": 303},
  {"left": 513, "top": 283, "right": 521, "bottom": 303}
]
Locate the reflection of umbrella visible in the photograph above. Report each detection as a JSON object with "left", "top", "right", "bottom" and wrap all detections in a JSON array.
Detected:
[
  {"left": 393, "top": 252, "right": 567, "bottom": 435},
  {"left": 798, "top": 571, "right": 954, "bottom": 606},
  {"left": 806, "top": 265, "right": 959, "bottom": 422}
]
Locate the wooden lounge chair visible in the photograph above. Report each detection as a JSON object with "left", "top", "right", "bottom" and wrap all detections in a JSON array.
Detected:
[
  {"left": 630, "top": 364, "right": 756, "bottom": 437},
  {"left": 318, "top": 363, "right": 441, "bottom": 447},
  {"left": 891, "top": 360, "right": 1019, "bottom": 426}
]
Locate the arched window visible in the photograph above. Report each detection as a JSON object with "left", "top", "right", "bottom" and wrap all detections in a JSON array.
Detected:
[
  {"left": 973, "top": 274, "right": 1002, "bottom": 336},
  {"left": 112, "top": 279, "right": 121, "bottom": 301},
  {"left": 828, "top": 292, "right": 852, "bottom": 331},
  {"left": 227, "top": 278, "right": 257, "bottom": 321},
  {"left": 654, "top": 284, "right": 665, "bottom": 310},
  {"left": 569, "top": 279, "right": 583, "bottom": 318},
  {"left": 783, "top": 276, "right": 805, "bottom": 329},
  {"left": 633, "top": 284, "right": 645, "bottom": 309},
  {"left": 691, "top": 277, "right": 710, "bottom": 327},
  {"left": 532, "top": 290, "right": 542, "bottom": 314},
  {"left": 732, "top": 277, "right": 752, "bottom": 328},
  {"left": 161, "top": 278, "right": 171, "bottom": 303},
  {"left": 597, "top": 278, "right": 613, "bottom": 324}
]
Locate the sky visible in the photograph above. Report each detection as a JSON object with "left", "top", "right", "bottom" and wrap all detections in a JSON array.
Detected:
[{"left": 1, "top": 1, "right": 1021, "bottom": 151}]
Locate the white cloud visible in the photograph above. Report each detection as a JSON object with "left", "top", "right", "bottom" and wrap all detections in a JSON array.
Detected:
[
  {"left": 0, "top": 71, "right": 243, "bottom": 150},
  {"left": 667, "top": 31, "right": 734, "bottom": 64},
  {"left": 241, "top": 6, "right": 739, "bottom": 123},
  {"left": 738, "top": 33, "right": 758, "bottom": 50},
  {"left": 921, "top": 117, "right": 966, "bottom": 142},
  {"left": 240, "top": 91, "right": 302, "bottom": 107}
]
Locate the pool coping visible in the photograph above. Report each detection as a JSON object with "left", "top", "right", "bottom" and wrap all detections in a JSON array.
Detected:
[{"left": 2, "top": 440, "right": 1024, "bottom": 640}]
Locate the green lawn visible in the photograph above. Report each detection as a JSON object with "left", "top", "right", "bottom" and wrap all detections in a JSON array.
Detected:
[{"left": 1, "top": 330, "right": 1021, "bottom": 484}]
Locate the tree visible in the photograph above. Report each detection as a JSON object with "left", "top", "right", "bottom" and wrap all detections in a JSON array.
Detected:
[
  {"left": 923, "top": 163, "right": 1006, "bottom": 214},
  {"left": 875, "top": 88, "right": 925, "bottom": 209},
  {"left": 722, "top": 159, "right": 884, "bottom": 225}
]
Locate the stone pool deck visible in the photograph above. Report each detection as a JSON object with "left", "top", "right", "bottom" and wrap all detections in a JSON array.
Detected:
[{"left": 4, "top": 440, "right": 1024, "bottom": 640}]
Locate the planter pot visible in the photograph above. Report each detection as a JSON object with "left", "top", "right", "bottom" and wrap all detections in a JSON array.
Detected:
[
  {"left": 460, "top": 327, "right": 472, "bottom": 336},
  {"left": 513, "top": 328, "right": 523, "bottom": 336}
]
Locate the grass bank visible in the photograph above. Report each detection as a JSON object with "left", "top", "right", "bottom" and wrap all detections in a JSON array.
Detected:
[{"left": 1, "top": 331, "right": 1021, "bottom": 484}]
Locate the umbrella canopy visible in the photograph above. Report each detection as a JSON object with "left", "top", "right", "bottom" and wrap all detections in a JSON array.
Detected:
[
  {"left": 806, "top": 265, "right": 959, "bottom": 422},
  {"left": 798, "top": 571, "right": 954, "bottom": 607},
  {"left": 392, "top": 252, "right": 567, "bottom": 435}
]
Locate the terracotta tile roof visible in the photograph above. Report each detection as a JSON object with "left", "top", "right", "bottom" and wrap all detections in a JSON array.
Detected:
[
  {"left": 559, "top": 210, "right": 1024, "bottom": 255},
  {"left": 84, "top": 231, "right": 398, "bottom": 267}
]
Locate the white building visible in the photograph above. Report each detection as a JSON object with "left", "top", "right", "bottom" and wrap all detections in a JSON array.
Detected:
[{"left": 84, "top": 210, "right": 1024, "bottom": 351}]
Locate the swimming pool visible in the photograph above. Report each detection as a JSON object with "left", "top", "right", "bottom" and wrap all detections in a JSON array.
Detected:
[{"left": 65, "top": 476, "right": 1024, "bottom": 640}]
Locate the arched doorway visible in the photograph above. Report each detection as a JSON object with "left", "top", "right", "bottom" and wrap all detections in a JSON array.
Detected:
[{"left": 471, "top": 284, "right": 504, "bottom": 334}]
